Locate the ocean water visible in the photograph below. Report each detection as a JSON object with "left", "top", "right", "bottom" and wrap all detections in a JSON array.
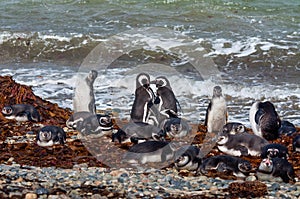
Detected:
[{"left": 0, "top": 0, "right": 299, "bottom": 127}]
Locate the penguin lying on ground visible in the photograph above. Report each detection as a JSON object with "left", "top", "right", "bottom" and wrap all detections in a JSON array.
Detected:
[
  {"left": 249, "top": 101, "right": 281, "bottom": 140},
  {"left": 222, "top": 122, "right": 247, "bottom": 135},
  {"left": 199, "top": 155, "right": 252, "bottom": 179},
  {"left": 112, "top": 122, "right": 162, "bottom": 144},
  {"left": 278, "top": 120, "right": 297, "bottom": 136},
  {"left": 123, "top": 140, "right": 182, "bottom": 165},
  {"left": 130, "top": 73, "right": 156, "bottom": 124},
  {"left": 261, "top": 143, "right": 288, "bottom": 159},
  {"left": 174, "top": 145, "right": 201, "bottom": 172},
  {"left": 36, "top": 125, "right": 66, "bottom": 147},
  {"left": 256, "top": 157, "right": 295, "bottom": 183},
  {"left": 293, "top": 135, "right": 300, "bottom": 152},
  {"left": 77, "top": 114, "right": 114, "bottom": 136},
  {"left": 159, "top": 117, "right": 191, "bottom": 140},
  {"left": 2, "top": 104, "right": 41, "bottom": 122},
  {"left": 204, "top": 86, "right": 227, "bottom": 133},
  {"left": 217, "top": 131, "right": 269, "bottom": 156}
]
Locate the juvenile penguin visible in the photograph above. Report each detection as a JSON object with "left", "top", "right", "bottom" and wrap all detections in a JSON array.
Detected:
[
  {"left": 130, "top": 73, "right": 156, "bottom": 124},
  {"left": 257, "top": 157, "right": 295, "bottom": 183},
  {"left": 2, "top": 104, "right": 41, "bottom": 122},
  {"left": 222, "top": 122, "right": 247, "bottom": 135},
  {"left": 174, "top": 145, "right": 201, "bottom": 171},
  {"left": 112, "top": 122, "right": 162, "bottom": 144},
  {"left": 204, "top": 86, "right": 227, "bottom": 133},
  {"left": 293, "top": 135, "right": 300, "bottom": 152},
  {"left": 159, "top": 117, "right": 191, "bottom": 140},
  {"left": 200, "top": 155, "right": 252, "bottom": 179},
  {"left": 150, "top": 76, "right": 179, "bottom": 117},
  {"left": 249, "top": 101, "right": 281, "bottom": 140},
  {"left": 217, "top": 132, "right": 269, "bottom": 156},
  {"left": 37, "top": 125, "right": 66, "bottom": 147},
  {"left": 73, "top": 70, "right": 98, "bottom": 114},
  {"left": 123, "top": 140, "right": 181, "bottom": 165},
  {"left": 261, "top": 143, "right": 288, "bottom": 159}
]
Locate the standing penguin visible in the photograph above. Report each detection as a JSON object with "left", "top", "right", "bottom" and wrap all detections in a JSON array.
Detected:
[
  {"left": 150, "top": 76, "right": 179, "bottom": 118},
  {"left": 130, "top": 73, "right": 156, "bottom": 124},
  {"left": 204, "top": 86, "right": 227, "bottom": 133},
  {"left": 249, "top": 101, "right": 281, "bottom": 140},
  {"left": 73, "top": 70, "right": 98, "bottom": 114}
]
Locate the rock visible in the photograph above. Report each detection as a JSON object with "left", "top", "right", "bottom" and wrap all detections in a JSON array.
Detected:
[
  {"left": 25, "top": 193, "right": 38, "bottom": 199},
  {"left": 36, "top": 188, "right": 49, "bottom": 195}
]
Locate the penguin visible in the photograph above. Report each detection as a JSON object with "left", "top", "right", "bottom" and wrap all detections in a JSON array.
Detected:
[
  {"left": 261, "top": 143, "right": 288, "bottom": 159},
  {"left": 249, "top": 101, "right": 281, "bottom": 140},
  {"left": 123, "top": 140, "right": 181, "bottom": 165},
  {"left": 222, "top": 122, "right": 247, "bottom": 135},
  {"left": 174, "top": 145, "right": 201, "bottom": 171},
  {"left": 278, "top": 120, "right": 297, "bottom": 136},
  {"left": 204, "top": 86, "right": 227, "bottom": 133},
  {"left": 217, "top": 132, "right": 269, "bottom": 156},
  {"left": 36, "top": 125, "right": 66, "bottom": 147},
  {"left": 150, "top": 76, "right": 179, "bottom": 118},
  {"left": 130, "top": 73, "right": 156, "bottom": 124},
  {"left": 78, "top": 114, "right": 113, "bottom": 136},
  {"left": 159, "top": 117, "right": 191, "bottom": 140},
  {"left": 200, "top": 155, "right": 252, "bottom": 179},
  {"left": 256, "top": 157, "right": 295, "bottom": 183},
  {"left": 67, "top": 111, "right": 113, "bottom": 132},
  {"left": 73, "top": 70, "right": 98, "bottom": 114},
  {"left": 293, "top": 135, "right": 300, "bottom": 152},
  {"left": 2, "top": 104, "right": 41, "bottom": 122},
  {"left": 111, "top": 122, "right": 163, "bottom": 144}
]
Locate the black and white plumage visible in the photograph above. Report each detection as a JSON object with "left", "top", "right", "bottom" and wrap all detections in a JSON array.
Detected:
[
  {"left": 278, "top": 120, "right": 297, "bottom": 136},
  {"left": 293, "top": 135, "right": 300, "bottom": 152},
  {"left": 249, "top": 101, "right": 281, "bottom": 140},
  {"left": 111, "top": 122, "right": 162, "bottom": 144},
  {"left": 174, "top": 145, "right": 201, "bottom": 171},
  {"left": 130, "top": 73, "right": 156, "bottom": 124},
  {"left": 36, "top": 125, "right": 66, "bottom": 147},
  {"left": 204, "top": 86, "right": 227, "bottom": 133},
  {"left": 73, "top": 70, "right": 98, "bottom": 114},
  {"left": 2, "top": 104, "right": 41, "bottom": 122},
  {"left": 257, "top": 157, "right": 295, "bottom": 183},
  {"left": 150, "top": 76, "right": 179, "bottom": 118},
  {"left": 200, "top": 155, "right": 252, "bottom": 178},
  {"left": 222, "top": 122, "right": 247, "bottom": 135},
  {"left": 217, "top": 132, "right": 269, "bottom": 157},
  {"left": 78, "top": 114, "right": 113, "bottom": 135},
  {"left": 261, "top": 143, "right": 288, "bottom": 159},
  {"left": 123, "top": 141, "right": 180, "bottom": 165},
  {"left": 159, "top": 117, "right": 190, "bottom": 139}
]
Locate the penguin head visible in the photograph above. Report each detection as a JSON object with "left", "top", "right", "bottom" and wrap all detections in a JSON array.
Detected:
[
  {"left": 266, "top": 148, "right": 280, "bottom": 158},
  {"left": 217, "top": 134, "right": 229, "bottom": 145},
  {"left": 213, "top": 86, "right": 223, "bottom": 97},
  {"left": 238, "top": 161, "right": 252, "bottom": 173},
  {"left": 259, "top": 158, "right": 273, "bottom": 172},
  {"left": 38, "top": 130, "right": 52, "bottom": 142},
  {"left": 151, "top": 76, "right": 171, "bottom": 89},
  {"left": 136, "top": 73, "right": 150, "bottom": 88},
  {"left": 2, "top": 106, "right": 13, "bottom": 116},
  {"left": 98, "top": 115, "right": 113, "bottom": 127}
]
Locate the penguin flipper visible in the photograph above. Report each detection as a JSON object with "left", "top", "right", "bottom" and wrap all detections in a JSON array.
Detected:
[
  {"left": 204, "top": 102, "right": 212, "bottom": 126},
  {"left": 255, "top": 109, "right": 265, "bottom": 125}
]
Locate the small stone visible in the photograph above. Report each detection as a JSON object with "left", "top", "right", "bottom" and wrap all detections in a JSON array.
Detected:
[
  {"left": 25, "top": 193, "right": 38, "bottom": 199},
  {"left": 270, "top": 183, "right": 281, "bottom": 191},
  {"left": 36, "top": 188, "right": 49, "bottom": 195},
  {"left": 245, "top": 175, "right": 257, "bottom": 181}
]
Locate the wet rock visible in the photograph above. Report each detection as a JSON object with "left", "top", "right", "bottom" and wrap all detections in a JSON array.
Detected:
[{"left": 25, "top": 193, "right": 38, "bottom": 199}]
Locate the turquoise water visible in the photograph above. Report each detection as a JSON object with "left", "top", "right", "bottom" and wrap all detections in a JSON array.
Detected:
[{"left": 0, "top": 0, "right": 299, "bottom": 126}]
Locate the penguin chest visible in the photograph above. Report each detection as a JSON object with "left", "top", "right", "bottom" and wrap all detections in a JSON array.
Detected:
[
  {"left": 217, "top": 145, "right": 242, "bottom": 156},
  {"left": 207, "top": 98, "right": 227, "bottom": 132}
]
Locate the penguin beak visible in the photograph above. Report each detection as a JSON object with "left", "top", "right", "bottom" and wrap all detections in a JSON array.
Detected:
[{"left": 150, "top": 80, "right": 157, "bottom": 85}]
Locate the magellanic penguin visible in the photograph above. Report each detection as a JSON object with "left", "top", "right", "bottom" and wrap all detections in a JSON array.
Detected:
[
  {"left": 73, "top": 70, "right": 98, "bottom": 114},
  {"left": 78, "top": 114, "right": 114, "bottom": 136},
  {"left": 278, "top": 120, "right": 297, "bottom": 136},
  {"left": 249, "top": 101, "right": 281, "bottom": 140},
  {"left": 130, "top": 73, "right": 156, "bottom": 124},
  {"left": 217, "top": 131, "right": 269, "bottom": 157},
  {"left": 256, "top": 157, "right": 296, "bottom": 183},
  {"left": 222, "top": 122, "right": 247, "bottom": 135},
  {"left": 2, "top": 104, "right": 41, "bottom": 122},
  {"left": 36, "top": 125, "right": 66, "bottom": 147},
  {"left": 159, "top": 117, "right": 191, "bottom": 140},
  {"left": 150, "top": 76, "right": 180, "bottom": 118},
  {"left": 261, "top": 143, "right": 288, "bottom": 159},
  {"left": 174, "top": 145, "right": 202, "bottom": 172},
  {"left": 200, "top": 155, "right": 252, "bottom": 179},
  {"left": 204, "top": 86, "right": 227, "bottom": 133}
]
